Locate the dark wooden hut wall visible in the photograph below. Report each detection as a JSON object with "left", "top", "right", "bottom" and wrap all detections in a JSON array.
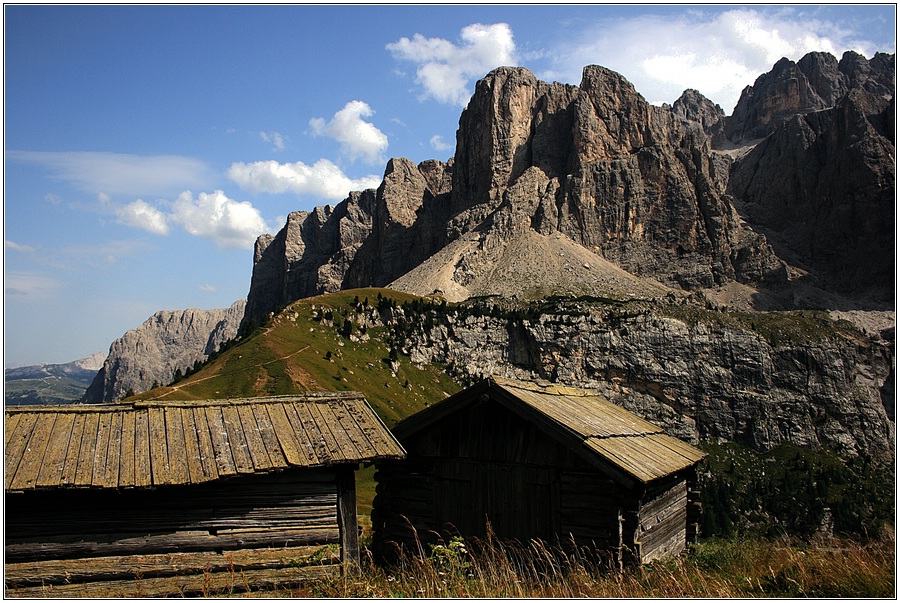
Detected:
[
  {"left": 373, "top": 398, "right": 641, "bottom": 558},
  {"left": 634, "top": 477, "right": 689, "bottom": 563},
  {"left": 372, "top": 379, "right": 706, "bottom": 566},
  {"left": 5, "top": 469, "right": 339, "bottom": 562},
  {"left": 558, "top": 471, "right": 622, "bottom": 548}
]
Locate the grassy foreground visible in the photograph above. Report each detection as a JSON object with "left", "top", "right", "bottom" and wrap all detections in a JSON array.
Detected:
[{"left": 280, "top": 530, "right": 895, "bottom": 598}]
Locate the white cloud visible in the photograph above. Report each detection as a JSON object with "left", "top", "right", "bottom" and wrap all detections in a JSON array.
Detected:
[
  {"left": 113, "top": 199, "right": 170, "bottom": 235},
  {"left": 387, "top": 22, "right": 517, "bottom": 106},
  {"left": 546, "top": 8, "right": 877, "bottom": 113},
  {"left": 309, "top": 101, "right": 389, "bottom": 165},
  {"left": 169, "top": 190, "right": 272, "bottom": 250},
  {"left": 227, "top": 159, "right": 382, "bottom": 200},
  {"left": 5, "top": 151, "right": 216, "bottom": 197},
  {"left": 430, "top": 135, "right": 453, "bottom": 153},
  {"left": 199, "top": 284, "right": 217, "bottom": 292},
  {"left": 95, "top": 190, "right": 271, "bottom": 250},
  {"left": 5, "top": 240, "right": 35, "bottom": 253},
  {"left": 260, "top": 131, "right": 287, "bottom": 151}
]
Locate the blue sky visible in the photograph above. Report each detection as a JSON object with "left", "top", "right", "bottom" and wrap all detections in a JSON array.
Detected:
[{"left": 4, "top": 4, "right": 896, "bottom": 367}]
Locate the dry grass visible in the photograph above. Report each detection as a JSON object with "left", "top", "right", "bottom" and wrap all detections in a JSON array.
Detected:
[{"left": 289, "top": 528, "right": 895, "bottom": 599}]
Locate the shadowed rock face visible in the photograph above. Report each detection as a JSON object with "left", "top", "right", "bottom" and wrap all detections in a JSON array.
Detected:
[
  {"left": 390, "top": 303, "right": 894, "bottom": 461},
  {"left": 729, "top": 89, "right": 895, "bottom": 301},
  {"left": 725, "top": 50, "right": 894, "bottom": 143}
]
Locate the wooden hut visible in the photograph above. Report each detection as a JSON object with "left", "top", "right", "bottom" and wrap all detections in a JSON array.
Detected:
[
  {"left": 5, "top": 393, "right": 404, "bottom": 597},
  {"left": 372, "top": 377, "right": 705, "bottom": 566}
]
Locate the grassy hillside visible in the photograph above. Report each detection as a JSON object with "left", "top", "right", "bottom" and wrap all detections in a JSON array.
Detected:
[
  {"left": 130, "top": 288, "right": 460, "bottom": 427},
  {"left": 4, "top": 376, "right": 91, "bottom": 405}
]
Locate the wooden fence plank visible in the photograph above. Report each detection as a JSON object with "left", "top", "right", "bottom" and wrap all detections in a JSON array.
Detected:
[
  {"left": 104, "top": 411, "right": 123, "bottom": 488},
  {"left": 4, "top": 412, "right": 21, "bottom": 449},
  {"left": 221, "top": 405, "right": 254, "bottom": 473},
  {"left": 36, "top": 413, "right": 76, "bottom": 488},
  {"left": 10, "top": 414, "right": 56, "bottom": 491},
  {"left": 180, "top": 407, "right": 205, "bottom": 484},
  {"left": 5, "top": 414, "right": 38, "bottom": 490},
  {"left": 336, "top": 466, "right": 359, "bottom": 574},
  {"left": 237, "top": 404, "right": 273, "bottom": 471},
  {"left": 60, "top": 414, "right": 86, "bottom": 486},
  {"left": 265, "top": 402, "right": 309, "bottom": 466},
  {"left": 90, "top": 411, "right": 113, "bottom": 488},
  {"left": 133, "top": 409, "right": 152, "bottom": 488},
  {"left": 284, "top": 403, "right": 322, "bottom": 465},
  {"left": 253, "top": 404, "right": 287, "bottom": 467},
  {"left": 117, "top": 411, "right": 136, "bottom": 488},
  {"left": 164, "top": 408, "right": 189, "bottom": 485},
  {"left": 147, "top": 408, "right": 170, "bottom": 485},
  {"left": 306, "top": 403, "right": 342, "bottom": 461},
  {"left": 325, "top": 403, "right": 365, "bottom": 459},
  {"left": 74, "top": 413, "right": 100, "bottom": 487},
  {"left": 190, "top": 407, "right": 218, "bottom": 482},
  {"left": 204, "top": 406, "right": 237, "bottom": 477},
  {"left": 344, "top": 399, "right": 398, "bottom": 457}
]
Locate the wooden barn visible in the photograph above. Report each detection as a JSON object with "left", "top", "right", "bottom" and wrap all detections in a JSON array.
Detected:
[
  {"left": 372, "top": 377, "right": 706, "bottom": 566},
  {"left": 4, "top": 393, "right": 404, "bottom": 597}
]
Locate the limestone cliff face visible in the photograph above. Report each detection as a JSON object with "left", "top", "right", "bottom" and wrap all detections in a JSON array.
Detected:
[
  {"left": 372, "top": 301, "right": 894, "bottom": 461},
  {"left": 243, "top": 161, "right": 454, "bottom": 327},
  {"left": 243, "top": 191, "right": 377, "bottom": 327},
  {"left": 81, "top": 299, "right": 246, "bottom": 403},
  {"left": 244, "top": 59, "right": 819, "bottom": 326}
]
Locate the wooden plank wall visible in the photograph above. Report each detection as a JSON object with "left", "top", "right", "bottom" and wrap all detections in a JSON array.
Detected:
[
  {"left": 5, "top": 545, "right": 340, "bottom": 598},
  {"left": 6, "top": 470, "right": 340, "bottom": 561},
  {"left": 634, "top": 477, "right": 688, "bottom": 563},
  {"left": 373, "top": 399, "right": 634, "bottom": 559},
  {"left": 374, "top": 398, "right": 697, "bottom": 567},
  {"left": 558, "top": 470, "right": 623, "bottom": 550},
  {"left": 5, "top": 469, "right": 343, "bottom": 596},
  {"left": 433, "top": 460, "right": 556, "bottom": 541},
  {"left": 371, "top": 459, "right": 435, "bottom": 560}
]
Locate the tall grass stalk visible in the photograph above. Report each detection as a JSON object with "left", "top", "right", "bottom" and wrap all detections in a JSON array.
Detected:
[{"left": 296, "top": 529, "right": 894, "bottom": 598}]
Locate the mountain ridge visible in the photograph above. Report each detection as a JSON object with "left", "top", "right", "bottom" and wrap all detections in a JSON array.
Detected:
[
  {"left": 241, "top": 50, "right": 893, "bottom": 330},
  {"left": 4, "top": 353, "right": 105, "bottom": 405},
  {"left": 80, "top": 299, "right": 246, "bottom": 404}
]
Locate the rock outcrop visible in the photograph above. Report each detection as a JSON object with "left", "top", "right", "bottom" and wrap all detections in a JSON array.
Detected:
[
  {"left": 728, "top": 88, "right": 895, "bottom": 301},
  {"left": 358, "top": 298, "right": 894, "bottom": 461},
  {"left": 724, "top": 51, "right": 894, "bottom": 143},
  {"left": 81, "top": 299, "right": 246, "bottom": 403},
  {"left": 246, "top": 58, "right": 852, "bottom": 326}
]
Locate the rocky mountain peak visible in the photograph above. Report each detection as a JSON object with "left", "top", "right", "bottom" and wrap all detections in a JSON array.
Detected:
[
  {"left": 672, "top": 89, "right": 725, "bottom": 129},
  {"left": 241, "top": 52, "right": 892, "bottom": 329},
  {"left": 81, "top": 299, "right": 246, "bottom": 403},
  {"left": 725, "top": 49, "right": 895, "bottom": 143}
]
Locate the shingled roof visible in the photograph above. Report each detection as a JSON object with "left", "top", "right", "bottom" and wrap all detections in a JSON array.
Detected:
[
  {"left": 5, "top": 393, "right": 405, "bottom": 492},
  {"left": 394, "top": 376, "right": 705, "bottom": 485}
]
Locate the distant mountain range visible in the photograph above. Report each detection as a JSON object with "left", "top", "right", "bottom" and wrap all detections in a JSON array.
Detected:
[{"left": 4, "top": 353, "right": 105, "bottom": 405}]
